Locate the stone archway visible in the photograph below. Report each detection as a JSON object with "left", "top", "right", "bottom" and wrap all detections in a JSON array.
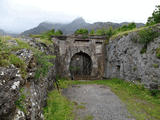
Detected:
[{"left": 69, "top": 51, "right": 92, "bottom": 79}]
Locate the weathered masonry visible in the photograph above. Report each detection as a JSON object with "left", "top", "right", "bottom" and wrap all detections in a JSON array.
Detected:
[{"left": 53, "top": 35, "right": 106, "bottom": 80}]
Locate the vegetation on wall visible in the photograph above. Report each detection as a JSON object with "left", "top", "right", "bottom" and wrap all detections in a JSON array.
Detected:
[
  {"left": 30, "top": 29, "right": 63, "bottom": 45},
  {"left": 156, "top": 47, "right": 160, "bottom": 59},
  {"left": 138, "top": 28, "right": 159, "bottom": 44},
  {"left": 15, "top": 88, "right": 26, "bottom": 113},
  {"left": 0, "top": 35, "right": 55, "bottom": 79},
  {"left": 74, "top": 28, "right": 89, "bottom": 35},
  {"left": 34, "top": 52, "right": 55, "bottom": 80}
]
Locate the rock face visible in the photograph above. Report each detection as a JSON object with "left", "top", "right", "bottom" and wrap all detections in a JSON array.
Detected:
[
  {"left": 0, "top": 39, "right": 56, "bottom": 120},
  {"left": 104, "top": 26, "right": 160, "bottom": 88}
]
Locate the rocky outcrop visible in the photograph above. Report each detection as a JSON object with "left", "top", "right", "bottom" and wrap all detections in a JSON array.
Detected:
[
  {"left": 0, "top": 38, "right": 56, "bottom": 120},
  {"left": 104, "top": 25, "right": 160, "bottom": 88}
]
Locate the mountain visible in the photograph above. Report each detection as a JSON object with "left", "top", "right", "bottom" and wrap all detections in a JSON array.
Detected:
[
  {"left": 60, "top": 17, "right": 91, "bottom": 34},
  {"left": 21, "top": 22, "right": 64, "bottom": 36},
  {"left": 21, "top": 17, "right": 145, "bottom": 36},
  {"left": 0, "top": 29, "right": 6, "bottom": 35}
]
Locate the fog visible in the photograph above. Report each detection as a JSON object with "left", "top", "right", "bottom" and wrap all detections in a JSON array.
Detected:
[{"left": 0, "top": 0, "right": 159, "bottom": 33}]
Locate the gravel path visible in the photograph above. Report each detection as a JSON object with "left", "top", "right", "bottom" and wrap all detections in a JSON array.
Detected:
[{"left": 63, "top": 84, "right": 135, "bottom": 120}]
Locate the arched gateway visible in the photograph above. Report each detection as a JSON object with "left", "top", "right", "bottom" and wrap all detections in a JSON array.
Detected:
[
  {"left": 70, "top": 52, "right": 92, "bottom": 79},
  {"left": 53, "top": 35, "right": 105, "bottom": 80}
]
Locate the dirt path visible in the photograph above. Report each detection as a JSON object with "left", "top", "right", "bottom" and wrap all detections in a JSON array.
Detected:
[{"left": 63, "top": 84, "right": 135, "bottom": 120}]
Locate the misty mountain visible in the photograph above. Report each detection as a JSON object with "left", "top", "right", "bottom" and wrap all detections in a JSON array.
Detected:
[
  {"left": 0, "top": 29, "right": 19, "bottom": 37},
  {"left": 21, "top": 17, "right": 145, "bottom": 36},
  {"left": 0, "top": 29, "right": 6, "bottom": 35}
]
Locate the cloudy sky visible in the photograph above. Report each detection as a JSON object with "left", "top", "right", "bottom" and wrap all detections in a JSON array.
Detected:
[{"left": 0, "top": 0, "right": 159, "bottom": 33}]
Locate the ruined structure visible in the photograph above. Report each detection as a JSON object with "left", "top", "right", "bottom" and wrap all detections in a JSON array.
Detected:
[
  {"left": 53, "top": 35, "right": 106, "bottom": 80},
  {"left": 53, "top": 25, "right": 160, "bottom": 88}
]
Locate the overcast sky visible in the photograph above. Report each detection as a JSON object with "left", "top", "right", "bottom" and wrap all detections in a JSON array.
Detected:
[{"left": 0, "top": 0, "right": 159, "bottom": 33}]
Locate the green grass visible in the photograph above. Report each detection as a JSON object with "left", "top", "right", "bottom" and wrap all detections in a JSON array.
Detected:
[
  {"left": 56, "top": 78, "right": 160, "bottom": 120},
  {"left": 43, "top": 90, "right": 74, "bottom": 120}
]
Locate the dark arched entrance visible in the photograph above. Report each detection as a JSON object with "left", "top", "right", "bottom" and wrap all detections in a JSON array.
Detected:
[{"left": 69, "top": 52, "right": 92, "bottom": 79}]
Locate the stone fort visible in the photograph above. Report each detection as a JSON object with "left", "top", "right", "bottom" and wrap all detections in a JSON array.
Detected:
[{"left": 53, "top": 35, "right": 106, "bottom": 80}]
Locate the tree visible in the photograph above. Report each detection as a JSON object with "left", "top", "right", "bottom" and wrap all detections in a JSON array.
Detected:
[
  {"left": 147, "top": 5, "right": 160, "bottom": 25},
  {"left": 105, "top": 27, "right": 115, "bottom": 40}
]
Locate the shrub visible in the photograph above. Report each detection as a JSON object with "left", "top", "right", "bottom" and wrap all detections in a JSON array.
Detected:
[
  {"left": 75, "top": 29, "right": 88, "bottom": 35},
  {"left": 138, "top": 28, "right": 159, "bottom": 44},
  {"left": 150, "top": 89, "right": 160, "bottom": 97},
  {"left": 90, "top": 29, "right": 95, "bottom": 35},
  {"left": 95, "top": 29, "right": 106, "bottom": 35},
  {"left": 116, "top": 22, "right": 136, "bottom": 33},
  {"left": 54, "top": 30, "right": 63, "bottom": 36}
]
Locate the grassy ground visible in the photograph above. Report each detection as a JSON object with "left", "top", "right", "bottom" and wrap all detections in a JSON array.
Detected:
[
  {"left": 44, "top": 78, "right": 160, "bottom": 120},
  {"left": 43, "top": 90, "right": 75, "bottom": 120}
]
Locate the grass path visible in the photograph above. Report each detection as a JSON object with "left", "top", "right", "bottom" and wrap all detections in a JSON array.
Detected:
[{"left": 44, "top": 79, "right": 160, "bottom": 120}]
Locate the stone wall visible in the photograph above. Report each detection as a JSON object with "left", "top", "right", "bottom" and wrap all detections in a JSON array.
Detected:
[
  {"left": 104, "top": 26, "right": 160, "bottom": 88},
  {"left": 0, "top": 39, "right": 56, "bottom": 120}
]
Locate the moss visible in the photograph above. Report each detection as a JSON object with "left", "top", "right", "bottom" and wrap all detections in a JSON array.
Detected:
[
  {"left": 140, "top": 46, "right": 147, "bottom": 54},
  {"left": 35, "top": 38, "right": 53, "bottom": 45},
  {"left": 105, "top": 39, "right": 109, "bottom": 45},
  {"left": 156, "top": 47, "right": 160, "bottom": 59},
  {"left": 84, "top": 115, "right": 94, "bottom": 120},
  {"left": 15, "top": 88, "right": 26, "bottom": 113},
  {"left": 153, "top": 64, "right": 159, "bottom": 68},
  {"left": 133, "top": 67, "right": 137, "bottom": 71},
  {"left": 9, "top": 54, "right": 27, "bottom": 78}
]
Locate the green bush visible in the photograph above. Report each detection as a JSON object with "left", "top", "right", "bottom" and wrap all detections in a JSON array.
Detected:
[
  {"left": 95, "top": 29, "right": 106, "bottom": 35},
  {"left": 90, "top": 29, "right": 95, "bottom": 35},
  {"left": 116, "top": 23, "right": 136, "bottom": 33},
  {"left": 150, "top": 89, "right": 160, "bottom": 97},
  {"left": 75, "top": 29, "right": 88, "bottom": 35},
  {"left": 54, "top": 30, "right": 63, "bottom": 36},
  {"left": 138, "top": 28, "right": 159, "bottom": 44}
]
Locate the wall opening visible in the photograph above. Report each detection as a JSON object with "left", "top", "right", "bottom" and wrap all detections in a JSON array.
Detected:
[{"left": 69, "top": 52, "right": 92, "bottom": 79}]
